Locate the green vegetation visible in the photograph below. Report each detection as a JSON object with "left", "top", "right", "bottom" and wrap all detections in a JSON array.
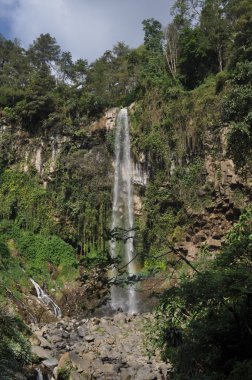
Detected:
[
  {"left": 147, "top": 208, "right": 252, "bottom": 379},
  {"left": 0, "top": 304, "right": 32, "bottom": 380},
  {"left": 0, "top": 0, "right": 252, "bottom": 377}
]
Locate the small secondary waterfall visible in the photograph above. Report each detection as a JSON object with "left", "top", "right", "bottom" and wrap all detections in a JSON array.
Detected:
[
  {"left": 110, "top": 108, "right": 137, "bottom": 313},
  {"left": 35, "top": 369, "right": 44, "bottom": 380},
  {"left": 30, "top": 279, "right": 62, "bottom": 317}
]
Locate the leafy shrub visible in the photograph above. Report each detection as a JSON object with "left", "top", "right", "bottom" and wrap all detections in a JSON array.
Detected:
[
  {"left": 15, "top": 231, "right": 77, "bottom": 275},
  {"left": 0, "top": 304, "right": 32, "bottom": 380}
]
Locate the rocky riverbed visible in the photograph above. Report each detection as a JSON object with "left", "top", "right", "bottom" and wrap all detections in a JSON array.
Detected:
[{"left": 30, "top": 312, "right": 171, "bottom": 380}]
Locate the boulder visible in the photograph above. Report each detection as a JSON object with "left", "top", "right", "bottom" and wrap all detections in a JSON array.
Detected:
[
  {"left": 39, "top": 336, "right": 52, "bottom": 349},
  {"left": 31, "top": 346, "right": 52, "bottom": 360},
  {"left": 62, "top": 331, "right": 70, "bottom": 339},
  {"left": 50, "top": 334, "right": 63, "bottom": 343},
  {"left": 58, "top": 352, "right": 90, "bottom": 373},
  {"left": 77, "top": 326, "right": 85, "bottom": 338},
  {"left": 85, "top": 335, "right": 94, "bottom": 343},
  {"left": 29, "top": 333, "right": 41, "bottom": 346},
  {"left": 42, "top": 357, "right": 58, "bottom": 368}
]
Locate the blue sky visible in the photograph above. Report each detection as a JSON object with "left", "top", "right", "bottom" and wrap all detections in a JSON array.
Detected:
[{"left": 0, "top": 0, "right": 174, "bottom": 62}]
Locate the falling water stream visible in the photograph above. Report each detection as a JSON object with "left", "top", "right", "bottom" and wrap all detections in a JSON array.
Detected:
[
  {"left": 30, "top": 278, "right": 62, "bottom": 317},
  {"left": 110, "top": 108, "right": 138, "bottom": 313}
]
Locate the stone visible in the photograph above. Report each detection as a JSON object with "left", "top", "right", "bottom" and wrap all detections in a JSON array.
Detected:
[
  {"left": 77, "top": 326, "right": 85, "bottom": 338},
  {"left": 193, "top": 233, "right": 207, "bottom": 244},
  {"left": 113, "top": 312, "right": 125, "bottom": 323},
  {"left": 69, "top": 371, "right": 86, "bottom": 380},
  {"left": 58, "top": 352, "right": 72, "bottom": 369},
  {"left": 50, "top": 334, "right": 63, "bottom": 343},
  {"left": 74, "top": 343, "right": 89, "bottom": 354},
  {"left": 31, "top": 346, "right": 53, "bottom": 360},
  {"left": 56, "top": 342, "right": 66, "bottom": 349},
  {"left": 39, "top": 336, "right": 52, "bottom": 349},
  {"left": 135, "top": 367, "right": 154, "bottom": 380},
  {"left": 29, "top": 333, "right": 41, "bottom": 346},
  {"left": 42, "top": 357, "right": 58, "bottom": 368},
  {"left": 120, "top": 368, "right": 134, "bottom": 380},
  {"left": 59, "top": 352, "right": 91, "bottom": 373},
  {"left": 94, "top": 337, "right": 103, "bottom": 347},
  {"left": 36, "top": 326, "right": 48, "bottom": 337},
  {"left": 85, "top": 335, "right": 94, "bottom": 342},
  {"left": 105, "top": 336, "right": 115, "bottom": 345},
  {"left": 62, "top": 330, "right": 70, "bottom": 339},
  {"left": 13, "top": 373, "right": 27, "bottom": 380},
  {"left": 207, "top": 238, "right": 222, "bottom": 249}
]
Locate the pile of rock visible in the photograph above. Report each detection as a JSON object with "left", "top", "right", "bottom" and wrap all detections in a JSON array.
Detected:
[{"left": 30, "top": 312, "right": 171, "bottom": 379}]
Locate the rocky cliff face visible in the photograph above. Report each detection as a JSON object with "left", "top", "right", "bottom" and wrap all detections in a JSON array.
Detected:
[
  {"left": 172, "top": 125, "right": 250, "bottom": 260},
  {"left": 1, "top": 103, "right": 249, "bottom": 263}
]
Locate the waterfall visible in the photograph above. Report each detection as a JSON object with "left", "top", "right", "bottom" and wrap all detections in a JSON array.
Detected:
[
  {"left": 35, "top": 368, "right": 44, "bottom": 380},
  {"left": 110, "top": 108, "right": 137, "bottom": 313},
  {"left": 30, "top": 279, "right": 62, "bottom": 317}
]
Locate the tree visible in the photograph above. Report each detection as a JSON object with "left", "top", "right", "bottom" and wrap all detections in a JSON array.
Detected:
[
  {"left": 0, "top": 36, "right": 30, "bottom": 106},
  {"left": 57, "top": 51, "right": 73, "bottom": 84},
  {"left": 28, "top": 33, "right": 61, "bottom": 69},
  {"left": 200, "top": 0, "right": 231, "bottom": 72},
  {"left": 72, "top": 58, "right": 88, "bottom": 88},
  {"left": 223, "top": 61, "right": 252, "bottom": 168},
  {"left": 164, "top": 22, "right": 179, "bottom": 78},
  {"left": 178, "top": 26, "right": 216, "bottom": 88},
  {"left": 142, "top": 18, "right": 164, "bottom": 52},
  {"left": 172, "top": 0, "right": 204, "bottom": 26},
  {"left": 227, "top": 0, "right": 252, "bottom": 67}
]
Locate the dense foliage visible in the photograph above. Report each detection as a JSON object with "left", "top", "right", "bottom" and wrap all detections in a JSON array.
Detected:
[
  {"left": 0, "top": 304, "right": 32, "bottom": 380},
  {"left": 147, "top": 209, "right": 252, "bottom": 379}
]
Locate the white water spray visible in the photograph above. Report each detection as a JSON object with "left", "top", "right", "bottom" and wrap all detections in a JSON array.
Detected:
[
  {"left": 30, "top": 278, "right": 62, "bottom": 317},
  {"left": 110, "top": 108, "right": 137, "bottom": 313}
]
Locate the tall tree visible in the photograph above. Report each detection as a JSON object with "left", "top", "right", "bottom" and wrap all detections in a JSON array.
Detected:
[
  {"left": 28, "top": 33, "right": 61, "bottom": 69},
  {"left": 200, "top": 0, "right": 231, "bottom": 72},
  {"left": 142, "top": 18, "right": 164, "bottom": 52},
  {"left": 172, "top": 0, "right": 204, "bottom": 26},
  {"left": 57, "top": 51, "right": 73, "bottom": 84},
  {"left": 164, "top": 22, "right": 180, "bottom": 78},
  {"left": 72, "top": 58, "right": 88, "bottom": 88}
]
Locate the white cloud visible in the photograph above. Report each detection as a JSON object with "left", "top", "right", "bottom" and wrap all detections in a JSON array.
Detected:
[{"left": 1, "top": 0, "right": 173, "bottom": 62}]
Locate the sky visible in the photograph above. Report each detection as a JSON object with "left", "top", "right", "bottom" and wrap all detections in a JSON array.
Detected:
[{"left": 0, "top": 0, "right": 174, "bottom": 63}]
